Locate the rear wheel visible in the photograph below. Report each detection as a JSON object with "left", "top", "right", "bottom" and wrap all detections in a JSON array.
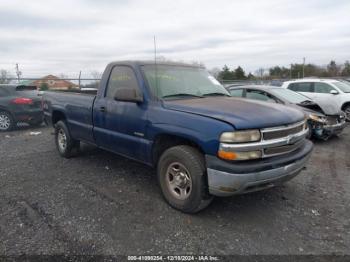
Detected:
[
  {"left": 0, "top": 111, "right": 14, "bottom": 132},
  {"left": 55, "top": 120, "right": 80, "bottom": 158},
  {"left": 157, "top": 145, "right": 213, "bottom": 213}
]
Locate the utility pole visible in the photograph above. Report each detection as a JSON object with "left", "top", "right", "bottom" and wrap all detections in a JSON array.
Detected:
[
  {"left": 15, "top": 63, "right": 22, "bottom": 83},
  {"left": 302, "top": 57, "right": 305, "bottom": 78},
  {"left": 78, "top": 71, "right": 81, "bottom": 89},
  {"left": 290, "top": 64, "right": 292, "bottom": 79}
]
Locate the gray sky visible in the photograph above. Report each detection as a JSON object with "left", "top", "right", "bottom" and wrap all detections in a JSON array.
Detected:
[{"left": 0, "top": 0, "right": 349, "bottom": 77}]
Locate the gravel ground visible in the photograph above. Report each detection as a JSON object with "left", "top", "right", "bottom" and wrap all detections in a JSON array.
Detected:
[{"left": 0, "top": 125, "right": 349, "bottom": 256}]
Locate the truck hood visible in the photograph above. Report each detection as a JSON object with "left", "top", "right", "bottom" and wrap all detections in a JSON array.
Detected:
[{"left": 163, "top": 97, "right": 305, "bottom": 129}]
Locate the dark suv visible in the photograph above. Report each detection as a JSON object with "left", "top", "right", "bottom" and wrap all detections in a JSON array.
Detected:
[{"left": 0, "top": 85, "right": 43, "bottom": 131}]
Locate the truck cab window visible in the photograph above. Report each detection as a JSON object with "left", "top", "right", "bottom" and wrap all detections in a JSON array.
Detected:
[{"left": 106, "top": 66, "right": 139, "bottom": 99}]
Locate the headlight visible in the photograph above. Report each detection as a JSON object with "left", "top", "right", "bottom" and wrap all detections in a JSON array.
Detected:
[
  {"left": 220, "top": 130, "right": 261, "bottom": 143},
  {"left": 218, "top": 130, "right": 262, "bottom": 161},
  {"left": 308, "top": 114, "right": 327, "bottom": 123}
]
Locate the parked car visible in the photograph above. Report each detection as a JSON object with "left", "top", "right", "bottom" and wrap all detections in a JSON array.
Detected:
[
  {"left": 0, "top": 85, "right": 43, "bottom": 131},
  {"left": 281, "top": 79, "right": 350, "bottom": 121},
  {"left": 43, "top": 61, "right": 313, "bottom": 213},
  {"left": 228, "top": 85, "right": 346, "bottom": 140}
]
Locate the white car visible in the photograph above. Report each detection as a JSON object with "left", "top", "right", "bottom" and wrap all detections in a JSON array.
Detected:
[{"left": 281, "top": 79, "right": 350, "bottom": 121}]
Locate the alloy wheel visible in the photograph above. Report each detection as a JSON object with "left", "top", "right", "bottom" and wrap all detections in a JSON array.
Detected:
[{"left": 0, "top": 114, "right": 11, "bottom": 131}]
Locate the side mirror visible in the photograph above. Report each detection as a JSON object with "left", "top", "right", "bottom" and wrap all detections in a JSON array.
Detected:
[
  {"left": 330, "top": 90, "right": 339, "bottom": 95},
  {"left": 114, "top": 88, "right": 143, "bottom": 103}
]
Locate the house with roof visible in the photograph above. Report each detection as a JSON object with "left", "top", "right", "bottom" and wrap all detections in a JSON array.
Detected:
[{"left": 31, "top": 75, "right": 78, "bottom": 90}]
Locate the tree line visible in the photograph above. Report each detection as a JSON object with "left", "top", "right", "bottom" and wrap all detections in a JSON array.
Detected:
[
  {"left": 2, "top": 60, "right": 350, "bottom": 85},
  {"left": 214, "top": 60, "right": 350, "bottom": 81}
]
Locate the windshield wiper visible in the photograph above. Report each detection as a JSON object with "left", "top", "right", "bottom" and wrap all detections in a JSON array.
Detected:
[
  {"left": 162, "top": 93, "right": 204, "bottom": 99},
  {"left": 202, "top": 92, "right": 231, "bottom": 97}
]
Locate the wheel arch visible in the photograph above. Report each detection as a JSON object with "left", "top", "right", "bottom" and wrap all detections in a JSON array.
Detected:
[
  {"left": 52, "top": 110, "right": 67, "bottom": 126},
  {"left": 0, "top": 107, "right": 13, "bottom": 117},
  {"left": 341, "top": 101, "right": 350, "bottom": 111},
  {"left": 152, "top": 133, "right": 205, "bottom": 167}
]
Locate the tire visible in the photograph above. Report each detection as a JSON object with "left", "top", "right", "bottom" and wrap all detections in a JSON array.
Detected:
[
  {"left": 344, "top": 105, "right": 350, "bottom": 122},
  {"left": 54, "top": 120, "right": 80, "bottom": 158},
  {"left": 0, "top": 111, "right": 15, "bottom": 132},
  {"left": 306, "top": 122, "right": 313, "bottom": 139},
  {"left": 157, "top": 145, "right": 213, "bottom": 213}
]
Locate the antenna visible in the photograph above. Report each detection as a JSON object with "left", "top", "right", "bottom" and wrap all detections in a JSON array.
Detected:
[
  {"left": 154, "top": 35, "right": 159, "bottom": 97},
  {"left": 154, "top": 35, "right": 157, "bottom": 65}
]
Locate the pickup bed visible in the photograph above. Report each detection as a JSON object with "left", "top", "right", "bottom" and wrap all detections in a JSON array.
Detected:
[{"left": 43, "top": 61, "right": 313, "bottom": 213}]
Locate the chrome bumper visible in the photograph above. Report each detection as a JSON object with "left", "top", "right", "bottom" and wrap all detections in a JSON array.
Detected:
[{"left": 207, "top": 141, "right": 313, "bottom": 197}]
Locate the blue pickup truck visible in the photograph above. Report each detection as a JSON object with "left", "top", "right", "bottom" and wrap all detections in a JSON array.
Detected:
[{"left": 43, "top": 61, "right": 313, "bottom": 213}]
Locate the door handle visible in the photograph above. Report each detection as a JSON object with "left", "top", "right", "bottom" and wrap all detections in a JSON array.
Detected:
[{"left": 100, "top": 106, "right": 106, "bottom": 112}]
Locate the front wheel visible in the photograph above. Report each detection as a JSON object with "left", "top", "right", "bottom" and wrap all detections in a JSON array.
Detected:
[
  {"left": 157, "top": 145, "right": 213, "bottom": 213},
  {"left": 55, "top": 120, "right": 80, "bottom": 158},
  {"left": 0, "top": 111, "right": 15, "bottom": 132},
  {"left": 344, "top": 105, "right": 350, "bottom": 122}
]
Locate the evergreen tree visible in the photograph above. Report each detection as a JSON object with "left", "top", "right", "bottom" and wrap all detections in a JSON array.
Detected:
[
  {"left": 233, "top": 66, "right": 246, "bottom": 80},
  {"left": 218, "top": 65, "right": 235, "bottom": 80},
  {"left": 341, "top": 61, "right": 350, "bottom": 76},
  {"left": 40, "top": 82, "right": 49, "bottom": 91},
  {"left": 327, "top": 60, "right": 340, "bottom": 77}
]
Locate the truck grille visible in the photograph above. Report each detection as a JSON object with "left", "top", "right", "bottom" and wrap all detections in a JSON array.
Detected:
[
  {"left": 261, "top": 121, "right": 306, "bottom": 157},
  {"left": 262, "top": 121, "right": 304, "bottom": 140},
  {"left": 219, "top": 120, "right": 308, "bottom": 159},
  {"left": 264, "top": 139, "right": 304, "bottom": 156}
]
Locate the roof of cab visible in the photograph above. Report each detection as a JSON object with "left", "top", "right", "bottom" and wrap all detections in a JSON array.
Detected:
[{"left": 107, "top": 60, "right": 205, "bottom": 68}]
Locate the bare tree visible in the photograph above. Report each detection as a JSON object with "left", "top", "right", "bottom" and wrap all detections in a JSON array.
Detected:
[
  {"left": 255, "top": 68, "right": 265, "bottom": 79},
  {"left": 0, "top": 69, "right": 12, "bottom": 84},
  {"left": 90, "top": 70, "right": 102, "bottom": 80},
  {"left": 191, "top": 61, "right": 205, "bottom": 67},
  {"left": 58, "top": 73, "right": 68, "bottom": 79},
  {"left": 86, "top": 70, "right": 102, "bottom": 89},
  {"left": 208, "top": 67, "right": 221, "bottom": 78}
]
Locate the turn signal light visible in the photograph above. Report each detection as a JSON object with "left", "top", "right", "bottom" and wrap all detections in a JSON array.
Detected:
[
  {"left": 218, "top": 150, "right": 262, "bottom": 161},
  {"left": 218, "top": 150, "right": 237, "bottom": 160}
]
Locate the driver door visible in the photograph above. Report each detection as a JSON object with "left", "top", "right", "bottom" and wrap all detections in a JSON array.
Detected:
[{"left": 93, "top": 66, "right": 149, "bottom": 162}]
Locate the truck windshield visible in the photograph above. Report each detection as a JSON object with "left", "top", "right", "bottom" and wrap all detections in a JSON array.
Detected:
[{"left": 142, "top": 65, "right": 230, "bottom": 100}]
